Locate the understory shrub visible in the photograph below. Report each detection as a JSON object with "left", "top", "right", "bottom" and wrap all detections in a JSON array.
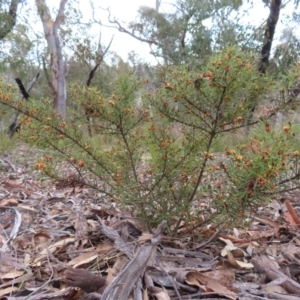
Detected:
[{"left": 1, "top": 47, "right": 300, "bottom": 233}]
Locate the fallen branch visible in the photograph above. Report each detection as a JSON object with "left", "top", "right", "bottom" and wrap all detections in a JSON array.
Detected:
[
  {"left": 100, "top": 220, "right": 167, "bottom": 300},
  {"left": 252, "top": 255, "right": 300, "bottom": 295}
]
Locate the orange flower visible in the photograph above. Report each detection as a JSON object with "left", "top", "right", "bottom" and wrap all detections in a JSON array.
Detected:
[
  {"left": 283, "top": 126, "right": 290, "bottom": 132},
  {"left": 236, "top": 155, "right": 243, "bottom": 161},
  {"left": 148, "top": 124, "right": 156, "bottom": 131},
  {"left": 36, "top": 163, "right": 47, "bottom": 170},
  {"left": 115, "top": 173, "right": 123, "bottom": 179},
  {"left": 78, "top": 160, "right": 85, "bottom": 167},
  {"left": 257, "top": 178, "right": 266, "bottom": 185},
  {"left": 161, "top": 141, "right": 167, "bottom": 148},
  {"left": 208, "top": 153, "right": 214, "bottom": 159}
]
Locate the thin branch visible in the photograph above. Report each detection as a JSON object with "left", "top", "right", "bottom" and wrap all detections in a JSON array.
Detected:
[
  {"left": 96, "top": 7, "right": 159, "bottom": 46},
  {"left": 42, "top": 56, "right": 55, "bottom": 95},
  {"left": 86, "top": 36, "right": 113, "bottom": 87},
  {"left": 15, "top": 78, "right": 30, "bottom": 100},
  {"left": 27, "top": 71, "right": 41, "bottom": 93},
  {"left": 85, "top": 36, "right": 113, "bottom": 136},
  {"left": 54, "top": 0, "right": 68, "bottom": 27}
]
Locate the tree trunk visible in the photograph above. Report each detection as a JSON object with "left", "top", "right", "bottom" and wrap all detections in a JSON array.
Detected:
[
  {"left": 247, "top": 0, "right": 281, "bottom": 128},
  {"left": 0, "top": 0, "right": 22, "bottom": 39},
  {"left": 35, "top": 0, "right": 68, "bottom": 115},
  {"left": 259, "top": 0, "right": 281, "bottom": 73},
  {"left": 155, "top": 0, "right": 161, "bottom": 12}
]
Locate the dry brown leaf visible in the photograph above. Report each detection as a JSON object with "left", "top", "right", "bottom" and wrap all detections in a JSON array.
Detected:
[
  {"left": 226, "top": 251, "right": 242, "bottom": 269},
  {"left": 32, "top": 231, "right": 51, "bottom": 248},
  {"left": 0, "top": 286, "right": 18, "bottom": 297},
  {"left": 285, "top": 200, "right": 300, "bottom": 226},
  {"left": 254, "top": 216, "right": 280, "bottom": 229},
  {"left": 18, "top": 205, "right": 37, "bottom": 212},
  {"left": 87, "top": 219, "right": 99, "bottom": 231},
  {"left": 262, "top": 284, "right": 287, "bottom": 293},
  {"left": 294, "top": 237, "right": 300, "bottom": 247},
  {"left": 74, "top": 210, "right": 89, "bottom": 247},
  {"left": 154, "top": 290, "right": 171, "bottom": 300},
  {"left": 32, "top": 237, "right": 75, "bottom": 266},
  {"left": 219, "top": 235, "right": 245, "bottom": 242},
  {"left": 220, "top": 237, "right": 247, "bottom": 258},
  {"left": 254, "top": 216, "right": 280, "bottom": 237},
  {"left": 219, "top": 232, "right": 271, "bottom": 243},
  {"left": 3, "top": 180, "right": 23, "bottom": 189},
  {"left": 112, "top": 255, "right": 129, "bottom": 273},
  {"left": 96, "top": 243, "right": 114, "bottom": 253},
  {"left": 235, "top": 260, "right": 254, "bottom": 269},
  {"left": 227, "top": 251, "right": 254, "bottom": 269},
  {"left": 0, "top": 198, "right": 18, "bottom": 207},
  {"left": 106, "top": 268, "right": 115, "bottom": 284},
  {"left": 138, "top": 233, "right": 153, "bottom": 243},
  {"left": 1, "top": 269, "right": 24, "bottom": 280},
  {"left": 24, "top": 253, "right": 31, "bottom": 266},
  {"left": 143, "top": 288, "right": 149, "bottom": 300},
  {"left": 186, "top": 271, "right": 237, "bottom": 300},
  {"left": 245, "top": 229, "right": 274, "bottom": 239},
  {"left": 285, "top": 211, "right": 297, "bottom": 226},
  {"left": 203, "top": 269, "right": 235, "bottom": 289},
  {"left": 67, "top": 251, "right": 98, "bottom": 267}
]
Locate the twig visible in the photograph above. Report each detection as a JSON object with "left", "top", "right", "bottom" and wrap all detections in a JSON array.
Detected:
[
  {"left": 156, "top": 260, "right": 182, "bottom": 300},
  {"left": 189, "top": 226, "right": 223, "bottom": 251},
  {"left": 24, "top": 248, "right": 54, "bottom": 299},
  {"left": 96, "top": 7, "right": 159, "bottom": 46}
]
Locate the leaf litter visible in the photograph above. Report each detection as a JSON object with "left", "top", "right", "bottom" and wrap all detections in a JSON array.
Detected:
[{"left": 1, "top": 147, "right": 300, "bottom": 299}]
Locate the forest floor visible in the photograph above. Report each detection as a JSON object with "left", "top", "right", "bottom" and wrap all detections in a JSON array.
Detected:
[{"left": 1, "top": 145, "right": 300, "bottom": 300}]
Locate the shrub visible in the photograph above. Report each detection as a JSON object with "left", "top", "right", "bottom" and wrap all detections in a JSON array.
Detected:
[{"left": 1, "top": 47, "right": 300, "bottom": 233}]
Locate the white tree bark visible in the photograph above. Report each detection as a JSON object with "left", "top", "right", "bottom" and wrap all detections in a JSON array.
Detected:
[
  {"left": 35, "top": 0, "right": 68, "bottom": 115},
  {"left": 155, "top": 0, "right": 161, "bottom": 12}
]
